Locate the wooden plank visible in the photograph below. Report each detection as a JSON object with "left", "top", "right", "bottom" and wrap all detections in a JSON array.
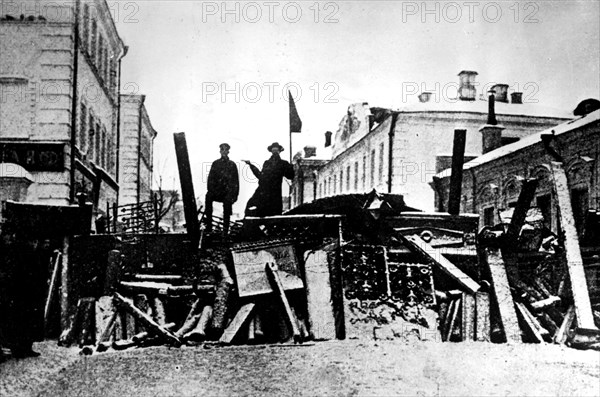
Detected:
[
  {"left": 480, "top": 247, "right": 522, "bottom": 343},
  {"left": 505, "top": 178, "right": 539, "bottom": 246},
  {"left": 60, "top": 236, "right": 70, "bottom": 334},
  {"left": 173, "top": 132, "right": 200, "bottom": 247},
  {"left": 554, "top": 305, "right": 575, "bottom": 345},
  {"left": 475, "top": 292, "right": 491, "bottom": 342},
  {"left": 95, "top": 296, "right": 116, "bottom": 343},
  {"left": 175, "top": 299, "right": 203, "bottom": 338},
  {"left": 151, "top": 297, "right": 167, "bottom": 326},
  {"left": 44, "top": 250, "right": 62, "bottom": 330},
  {"left": 515, "top": 301, "right": 543, "bottom": 343},
  {"left": 185, "top": 305, "right": 213, "bottom": 341},
  {"left": 113, "top": 293, "right": 181, "bottom": 347},
  {"left": 441, "top": 299, "right": 456, "bottom": 342},
  {"left": 448, "top": 129, "right": 466, "bottom": 215},
  {"left": 219, "top": 303, "right": 256, "bottom": 344},
  {"left": 304, "top": 246, "right": 337, "bottom": 340},
  {"left": 550, "top": 161, "right": 597, "bottom": 330},
  {"left": 448, "top": 298, "right": 462, "bottom": 342},
  {"left": 266, "top": 263, "right": 301, "bottom": 342},
  {"left": 404, "top": 235, "right": 480, "bottom": 294},
  {"left": 461, "top": 293, "right": 476, "bottom": 341}
]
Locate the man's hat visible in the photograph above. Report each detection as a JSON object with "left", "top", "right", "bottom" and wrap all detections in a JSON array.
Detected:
[
  {"left": 219, "top": 143, "right": 230, "bottom": 150},
  {"left": 267, "top": 142, "right": 284, "bottom": 152}
]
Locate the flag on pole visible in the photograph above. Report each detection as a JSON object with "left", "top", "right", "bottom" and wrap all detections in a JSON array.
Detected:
[{"left": 289, "top": 91, "right": 302, "bottom": 133}]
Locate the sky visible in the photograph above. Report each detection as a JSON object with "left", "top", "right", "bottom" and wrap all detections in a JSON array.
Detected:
[{"left": 114, "top": 0, "right": 600, "bottom": 216}]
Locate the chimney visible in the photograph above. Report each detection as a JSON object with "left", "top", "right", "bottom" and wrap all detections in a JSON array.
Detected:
[
  {"left": 480, "top": 90, "right": 505, "bottom": 154},
  {"left": 458, "top": 70, "right": 478, "bottom": 101},
  {"left": 324, "top": 131, "right": 332, "bottom": 147},
  {"left": 511, "top": 92, "right": 523, "bottom": 104},
  {"left": 418, "top": 92, "right": 432, "bottom": 103},
  {"left": 303, "top": 146, "right": 316, "bottom": 158},
  {"left": 491, "top": 84, "right": 509, "bottom": 103},
  {"left": 487, "top": 89, "right": 497, "bottom": 125}
]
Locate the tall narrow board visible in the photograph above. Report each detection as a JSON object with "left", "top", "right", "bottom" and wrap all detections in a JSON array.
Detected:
[
  {"left": 480, "top": 247, "right": 522, "bottom": 343},
  {"left": 550, "top": 161, "right": 597, "bottom": 330}
]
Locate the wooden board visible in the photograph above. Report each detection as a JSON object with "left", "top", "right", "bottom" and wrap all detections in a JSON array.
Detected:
[
  {"left": 404, "top": 235, "right": 480, "bottom": 294},
  {"left": 554, "top": 305, "right": 575, "bottom": 345},
  {"left": 231, "top": 242, "right": 303, "bottom": 297},
  {"left": 475, "top": 292, "right": 491, "bottom": 342},
  {"left": 219, "top": 303, "right": 256, "bottom": 344},
  {"left": 461, "top": 293, "right": 475, "bottom": 342},
  {"left": 480, "top": 247, "right": 522, "bottom": 343},
  {"left": 515, "top": 302, "right": 544, "bottom": 343},
  {"left": 304, "top": 247, "right": 337, "bottom": 340},
  {"left": 550, "top": 161, "right": 597, "bottom": 330},
  {"left": 95, "top": 296, "right": 116, "bottom": 343}
]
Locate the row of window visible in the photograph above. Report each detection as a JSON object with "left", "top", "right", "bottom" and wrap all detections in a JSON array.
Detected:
[
  {"left": 78, "top": 102, "right": 115, "bottom": 174},
  {"left": 318, "top": 142, "right": 386, "bottom": 198},
  {"left": 80, "top": 3, "right": 117, "bottom": 96}
]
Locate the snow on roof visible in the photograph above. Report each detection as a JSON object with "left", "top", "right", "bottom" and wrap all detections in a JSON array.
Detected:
[
  {"left": 396, "top": 98, "right": 572, "bottom": 119},
  {"left": 435, "top": 109, "right": 600, "bottom": 179}
]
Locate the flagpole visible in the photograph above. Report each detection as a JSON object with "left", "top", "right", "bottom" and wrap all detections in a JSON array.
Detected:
[{"left": 289, "top": 128, "right": 292, "bottom": 163}]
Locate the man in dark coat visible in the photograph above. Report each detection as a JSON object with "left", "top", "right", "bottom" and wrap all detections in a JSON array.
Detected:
[
  {"left": 244, "top": 142, "right": 294, "bottom": 217},
  {"left": 0, "top": 225, "right": 48, "bottom": 358},
  {"left": 204, "top": 143, "right": 239, "bottom": 235}
]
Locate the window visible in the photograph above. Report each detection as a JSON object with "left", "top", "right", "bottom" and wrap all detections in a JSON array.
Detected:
[
  {"left": 537, "top": 194, "right": 551, "bottom": 229},
  {"left": 97, "top": 35, "right": 104, "bottom": 76},
  {"left": 95, "top": 122, "right": 101, "bottom": 164},
  {"left": 88, "top": 113, "right": 95, "bottom": 159},
  {"left": 362, "top": 155, "right": 366, "bottom": 190},
  {"left": 79, "top": 103, "right": 87, "bottom": 152},
  {"left": 101, "top": 126, "right": 107, "bottom": 168},
  {"left": 346, "top": 165, "right": 350, "bottom": 191},
  {"left": 483, "top": 207, "right": 495, "bottom": 226},
  {"left": 90, "top": 20, "right": 97, "bottom": 63},
  {"left": 571, "top": 188, "right": 589, "bottom": 237},
  {"left": 354, "top": 162, "right": 359, "bottom": 191},
  {"left": 82, "top": 4, "right": 89, "bottom": 53},
  {"left": 333, "top": 175, "right": 337, "bottom": 195},
  {"left": 340, "top": 169, "right": 344, "bottom": 193},
  {"left": 379, "top": 143, "right": 385, "bottom": 183},
  {"left": 370, "top": 149, "right": 376, "bottom": 186}
]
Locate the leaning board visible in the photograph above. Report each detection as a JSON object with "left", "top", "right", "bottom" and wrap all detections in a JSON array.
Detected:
[{"left": 231, "top": 241, "right": 304, "bottom": 297}]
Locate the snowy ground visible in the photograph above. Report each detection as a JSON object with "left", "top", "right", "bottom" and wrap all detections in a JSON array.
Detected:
[{"left": 2, "top": 339, "right": 599, "bottom": 397}]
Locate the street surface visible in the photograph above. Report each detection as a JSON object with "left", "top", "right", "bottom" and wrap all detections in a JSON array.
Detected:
[{"left": 2, "top": 339, "right": 599, "bottom": 396}]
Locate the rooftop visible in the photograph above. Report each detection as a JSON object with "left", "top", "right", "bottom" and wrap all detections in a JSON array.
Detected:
[{"left": 435, "top": 109, "right": 600, "bottom": 178}]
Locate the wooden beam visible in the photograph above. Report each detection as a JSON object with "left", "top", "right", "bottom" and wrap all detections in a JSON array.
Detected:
[
  {"left": 44, "top": 250, "right": 62, "bottom": 330},
  {"left": 113, "top": 293, "right": 181, "bottom": 347},
  {"left": 515, "top": 302, "right": 544, "bottom": 343},
  {"left": 479, "top": 247, "right": 522, "bottom": 343},
  {"left": 219, "top": 303, "right": 256, "bottom": 344},
  {"left": 505, "top": 178, "right": 539, "bottom": 246},
  {"left": 404, "top": 235, "right": 480, "bottom": 294},
  {"left": 475, "top": 292, "right": 491, "bottom": 342},
  {"left": 550, "top": 161, "right": 597, "bottom": 330},
  {"left": 448, "top": 129, "right": 467, "bottom": 215},
  {"left": 60, "top": 236, "right": 71, "bottom": 334},
  {"left": 461, "top": 293, "right": 475, "bottom": 341},
  {"left": 266, "top": 262, "right": 301, "bottom": 342},
  {"left": 304, "top": 246, "right": 337, "bottom": 340},
  {"left": 554, "top": 305, "right": 575, "bottom": 345},
  {"left": 173, "top": 132, "right": 200, "bottom": 248}
]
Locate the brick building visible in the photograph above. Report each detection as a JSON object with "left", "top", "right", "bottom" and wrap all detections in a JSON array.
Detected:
[
  {"left": 293, "top": 71, "right": 571, "bottom": 211},
  {"left": 118, "top": 94, "right": 157, "bottom": 205},
  {"left": 433, "top": 103, "right": 600, "bottom": 235},
  {"left": 0, "top": 0, "right": 125, "bottom": 218}
]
